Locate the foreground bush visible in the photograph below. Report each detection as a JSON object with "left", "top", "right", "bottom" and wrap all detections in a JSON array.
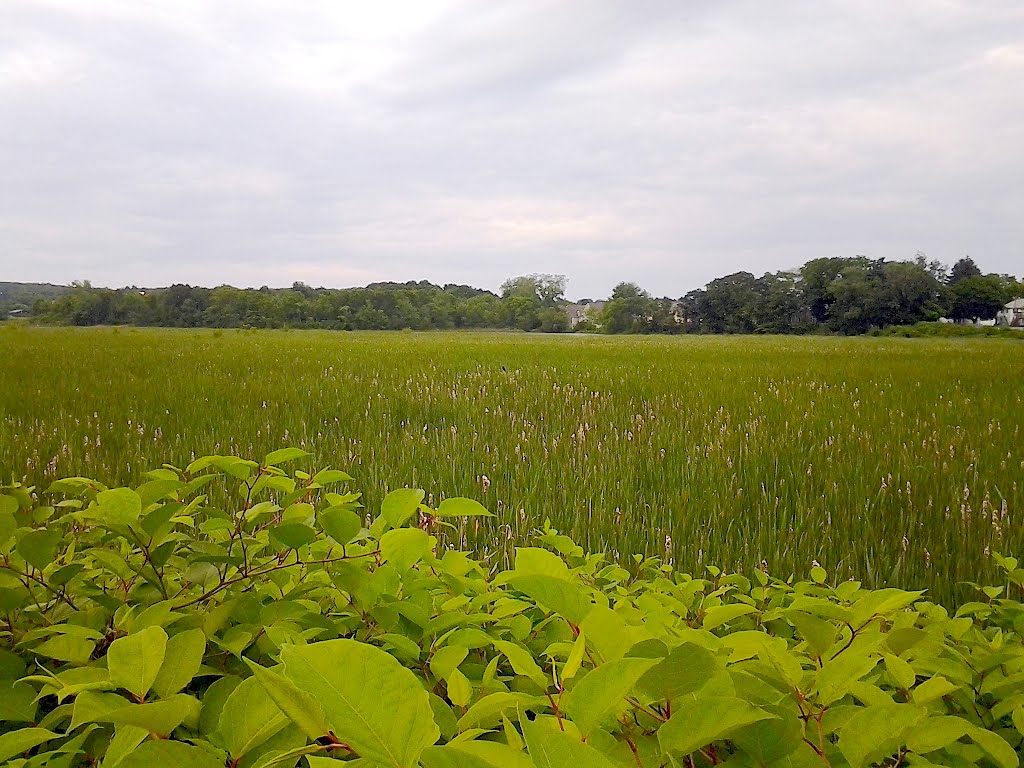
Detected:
[{"left": 1, "top": 452, "right": 1023, "bottom": 767}]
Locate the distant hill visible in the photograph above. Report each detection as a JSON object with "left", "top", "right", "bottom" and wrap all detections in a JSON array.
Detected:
[{"left": 0, "top": 282, "right": 71, "bottom": 314}]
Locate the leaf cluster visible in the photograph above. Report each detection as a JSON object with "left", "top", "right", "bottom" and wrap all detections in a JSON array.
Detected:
[{"left": 2, "top": 452, "right": 1024, "bottom": 767}]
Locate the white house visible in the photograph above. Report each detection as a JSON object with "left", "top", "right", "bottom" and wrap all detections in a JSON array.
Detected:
[
  {"left": 996, "top": 298, "right": 1024, "bottom": 328},
  {"left": 564, "top": 301, "right": 605, "bottom": 328}
]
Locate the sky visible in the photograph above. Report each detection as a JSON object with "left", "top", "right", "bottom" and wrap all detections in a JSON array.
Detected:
[{"left": 1, "top": 1, "right": 1022, "bottom": 299}]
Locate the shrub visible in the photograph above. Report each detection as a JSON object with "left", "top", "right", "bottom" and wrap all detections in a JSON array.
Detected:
[{"left": 1, "top": 452, "right": 1023, "bottom": 766}]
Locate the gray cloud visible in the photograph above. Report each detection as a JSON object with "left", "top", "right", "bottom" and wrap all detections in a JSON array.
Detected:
[{"left": 1, "top": 0, "right": 1021, "bottom": 298}]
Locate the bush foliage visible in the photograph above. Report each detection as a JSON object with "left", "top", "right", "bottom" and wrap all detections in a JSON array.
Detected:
[{"left": 2, "top": 452, "right": 1023, "bottom": 767}]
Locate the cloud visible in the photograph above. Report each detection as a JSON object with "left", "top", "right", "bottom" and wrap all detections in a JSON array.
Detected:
[{"left": 1, "top": 0, "right": 1022, "bottom": 298}]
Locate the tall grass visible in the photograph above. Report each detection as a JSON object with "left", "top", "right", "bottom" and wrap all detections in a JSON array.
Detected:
[{"left": 1, "top": 324, "right": 1021, "bottom": 603}]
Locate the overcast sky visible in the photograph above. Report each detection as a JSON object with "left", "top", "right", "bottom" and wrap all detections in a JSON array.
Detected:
[{"left": 2, "top": 1, "right": 1022, "bottom": 298}]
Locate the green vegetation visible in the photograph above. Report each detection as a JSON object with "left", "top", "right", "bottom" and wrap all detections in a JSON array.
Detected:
[
  {"left": 2, "top": 327, "right": 1022, "bottom": 605},
  {"left": 2, "top": 453, "right": 1024, "bottom": 767},
  {"left": 22, "top": 255, "right": 1023, "bottom": 335},
  {"left": 872, "top": 323, "right": 1024, "bottom": 340},
  {"left": 0, "top": 283, "right": 70, "bottom": 315}
]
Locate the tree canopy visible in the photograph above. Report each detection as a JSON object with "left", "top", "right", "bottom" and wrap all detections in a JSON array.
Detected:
[{"left": 20, "top": 256, "right": 1022, "bottom": 336}]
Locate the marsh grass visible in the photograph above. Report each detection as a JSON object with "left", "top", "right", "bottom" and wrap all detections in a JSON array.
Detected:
[{"left": 1, "top": 325, "right": 1021, "bottom": 603}]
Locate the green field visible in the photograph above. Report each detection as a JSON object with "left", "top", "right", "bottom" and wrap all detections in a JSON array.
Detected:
[{"left": 2, "top": 324, "right": 1021, "bottom": 603}]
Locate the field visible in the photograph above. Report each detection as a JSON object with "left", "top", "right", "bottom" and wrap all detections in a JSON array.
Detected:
[{"left": 1, "top": 324, "right": 1022, "bottom": 603}]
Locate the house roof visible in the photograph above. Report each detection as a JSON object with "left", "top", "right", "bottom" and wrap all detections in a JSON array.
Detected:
[{"left": 1005, "top": 298, "right": 1024, "bottom": 310}]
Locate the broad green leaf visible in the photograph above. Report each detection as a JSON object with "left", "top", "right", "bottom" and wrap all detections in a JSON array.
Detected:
[
  {"left": 850, "top": 589, "right": 924, "bottom": 625},
  {"left": 513, "top": 548, "right": 570, "bottom": 579},
  {"left": 658, "top": 696, "right": 776, "bottom": 756},
  {"left": 755, "top": 635, "right": 805, "bottom": 688},
  {"left": 0, "top": 728, "right": 59, "bottom": 763},
  {"left": 838, "top": 703, "right": 926, "bottom": 768},
  {"left": 562, "top": 629, "right": 587, "bottom": 682},
  {"left": 319, "top": 505, "right": 362, "bottom": 545},
  {"left": 246, "top": 660, "right": 331, "bottom": 741},
  {"left": 732, "top": 708, "right": 804, "bottom": 764},
  {"left": 101, "top": 725, "right": 149, "bottom": 768},
  {"left": 636, "top": 641, "right": 718, "bottom": 701},
  {"left": 280, "top": 638, "right": 439, "bottom": 767},
  {"left": 580, "top": 605, "right": 651, "bottom": 662},
  {"left": 508, "top": 575, "right": 594, "bottom": 625},
  {"left": 199, "top": 674, "right": 242, "bottom": 735},
  {"left": 431, "top": 646, "right": 469, "bottom": 680},
  {"left": 420, "top": 741, "right": 534, "bottom": 768},
  {"left": 269, "top": 522, "right": 316, "bottom": 549},
  {"left": 436, "top": 498, "right": 494, "bottom": 517},
  {"left": 503, "top": 713, "right": 524, "bottom": 751},
  {"left": 493, "top": 640, "right": 548, "bottom": 689},
  {"left": 118, "top": 739, "right": 224, "bottom": 768},
  {"left": 104, "top": 694, "right": 199, "bottom": 736},
  {"left": 966, "top": 724, "right": 1019, "bottom": 768},
  {"left": 311, "top": 468, "right": 354, "bottom": 485},
  {"left": 381, "top": 488, "right": 425, "bottom": 528},
  {"left": 0, "top": 587, "right": 27, "bottom": 614},
  {"left": 136, "top": 479, "right": 183, "bottom": 508},
  {"left": 32, "top": 635, "right": 95, "bottom": 664},
  {"left": 16, "top": 528, "right": 62, "bottom": 570},
  {"left": 906, "top": 715, "right": 971, "bottom": 754},
  {"left": 447, "top": 668, "right": 473, "bottom": 707},
  {"left": 0, "top": 508, "right": 17, "bottom": 546},
  {"left": 883, "top": 653, "right": 916, "bottom": 690},
  {"left": 0, "top": 680, "right": 37, "bottom": 722},
  {"left": 0, "top": 648, "right": 26, "bottom": 680},
  {"left": 522, "top": 717, "right": 619, "bottom": 768},
  {"left": 458, "top": 692, "right": 547, "bottom": 731},
  {"left": 702, "top": 604, "right": 758, "bottom": 630},
  {"left": 814, "top": 650, "right": 879, "bottom": 705},
  {"left": 562, "top": 656, "right": 658, "bottom": 737},
  {"left": 216, "top": 676, "right": 290, "bottom": 760},
  {"left": 264, "top": 447, "right": 310, "bottom": 466},
  {"left": 913, "top": 675, "right": 958, "bottom": 704},
  {"left": 107, "top": 625, "right": 168, "bottom": 699},
  {"left": 0, "top": 494, "right": 18, "bottom": 516},
  {"left": 380, "top": 527, "right": 433, "bottom": 570},
  {"left": 96, "top": 488, "right": 143, "bottom": 525},
  {"left": 787, "top": 610, "right": 837, "bottom": 657},
  {"left": 151, "top": 628, "right": 206, "bottom": 698},
  {"left": 71, "top": 690, "right": 129, "bottom": 730}
]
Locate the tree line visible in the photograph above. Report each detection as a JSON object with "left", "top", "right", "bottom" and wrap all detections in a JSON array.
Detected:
[
  {"left": 601, "top": 255, "right": 1021, "bottom": 335},
  {"left": 25, "top": 255, "right": 1022, "bottom": 335}
]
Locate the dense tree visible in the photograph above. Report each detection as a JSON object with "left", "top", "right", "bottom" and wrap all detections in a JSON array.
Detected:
[
  {"left": 948, "top": 275, "right": 1010, "bottom": 323},
  {"left": 948, "top": 257, "right": 982, "bottom": 284},
  {"left": 882, "top": 260, "right": 945, "bottom": 325},
  {"left": 699, "top": 272, "right": 760, "bottom": 334},
  {"left": 601, "top": 282, "right": 656, "bottom": 334},
  {"left": 800, "top": 257, "right": 851, "bottom": 323},
  {"left": 26, "top": 256, "right": 1020, "bottom": 336},
  {"left": 825, "top": 259, "right": 892, "bottom": 334},
  {"left": 500, "top": 274, "right": 566, "bottom": 307},
  {"left": 753, "top": 271, "right": 811, "bottom": 334},
  {"left": 498, "top": 274, "right": 567, "bottom": 330}
]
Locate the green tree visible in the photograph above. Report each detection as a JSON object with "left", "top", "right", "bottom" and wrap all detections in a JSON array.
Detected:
[
  {"left": 800, "top": 257, "right": 852, "bottom": 324},
  {"left": 882, "top": 260, "right": 945, "bottom": 325},
  {"left": 700, "top": 272, "right": 760, "bottom": 334},
  {"left": 948, "top": 257, "right": 982, "bottom": 285},
  {"left": 601, "top": 282, "right": 655, "bottom": 333},
  {"left": 537, "top": 306, "right": 569, "bottom": 332},
  {"left": 949, "top": 275, "right": 1010, "bottom": 323},
  {"left": 825, "top": 259, "right": 890, "bottom": 334},
  {"left": 500, "top": 274, "right": 566, "bottom": 308}
]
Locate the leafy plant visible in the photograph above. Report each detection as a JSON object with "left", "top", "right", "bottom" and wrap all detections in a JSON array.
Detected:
[{"left": 1, "top": 452, "right": 1023, "bottom": 766}]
